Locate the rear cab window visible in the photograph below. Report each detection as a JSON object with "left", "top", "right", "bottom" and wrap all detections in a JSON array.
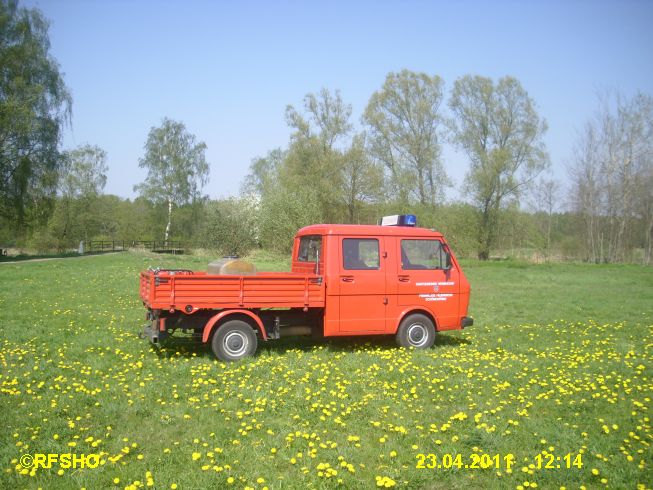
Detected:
[{"left": 297, "top": 235, "right": 322, "bottom": 262}]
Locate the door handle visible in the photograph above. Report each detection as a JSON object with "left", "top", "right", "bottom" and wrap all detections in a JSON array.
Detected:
[
  {"left": 341, "top": 276, "right": 354, "bottom": 282},
  {"left": 398, "top": 275, "right": 410, "bottom": 282}
]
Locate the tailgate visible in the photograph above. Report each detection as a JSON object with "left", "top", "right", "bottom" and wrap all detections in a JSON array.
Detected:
[
  {"left": 139, "top": 269, "right": 196, "bottom": 309},
  {"left": 139, "top": 271, "right": 153, "bottom": 306}
]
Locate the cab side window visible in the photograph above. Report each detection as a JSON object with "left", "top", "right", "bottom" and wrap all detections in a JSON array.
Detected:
[
  {"left": 401, "top": 239, "right": 447, "bottom": 270},
  {"left": 343, "top": 239, "right": 379, "bottom": 270}
]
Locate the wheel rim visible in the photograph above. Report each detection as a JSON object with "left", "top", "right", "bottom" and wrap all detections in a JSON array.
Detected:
[
  {"left": 407, "top": 323, "right": 428, "bottom": 347},
  {"left": 224, "top": 331, "right": 248, "bottom": 356}
]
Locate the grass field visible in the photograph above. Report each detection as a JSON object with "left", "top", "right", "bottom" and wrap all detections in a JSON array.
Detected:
[{"left": 1, "top": 252, "right": 652, "bottom": 489}]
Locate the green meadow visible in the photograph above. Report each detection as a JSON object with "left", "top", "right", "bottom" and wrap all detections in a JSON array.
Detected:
[{"left": 1, "top": 252, "right": 651, "bottom": 489}]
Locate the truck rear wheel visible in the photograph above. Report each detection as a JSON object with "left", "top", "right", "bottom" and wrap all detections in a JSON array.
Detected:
[
  {"left": 211, "top": 320, "right": 258, "bottom": 361},
  {"left": 396, "top": 313, "right": 436, "bottom": 349}
]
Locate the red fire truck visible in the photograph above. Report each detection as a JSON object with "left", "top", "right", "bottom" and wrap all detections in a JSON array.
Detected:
[{"left": 139, "top": 215, "right": 472, "bottom": 361}]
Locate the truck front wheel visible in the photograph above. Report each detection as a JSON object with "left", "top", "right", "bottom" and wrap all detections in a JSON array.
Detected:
[
  {"left": 396, "top": 314, "right": 436, "bottom": 349},
  {"left": 211, "top": 320, "right": 258, "bottom": 361}
]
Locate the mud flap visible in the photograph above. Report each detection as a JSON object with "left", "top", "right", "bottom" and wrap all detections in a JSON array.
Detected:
[{"left": 461, "top": 317, "right": 474, "bottom": 328}]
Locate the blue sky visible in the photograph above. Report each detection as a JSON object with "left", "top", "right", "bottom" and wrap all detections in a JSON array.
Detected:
[{"left": 24, "top": 0, "right": 653, "bottom": 200}]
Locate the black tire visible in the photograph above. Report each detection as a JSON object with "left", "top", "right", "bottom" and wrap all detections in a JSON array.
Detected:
[
  {"left": 396, "top": 313, "right": 436, "bottom": 349},
  {"left": 211, "top": 319, "right": 258, "bottom": 361}
]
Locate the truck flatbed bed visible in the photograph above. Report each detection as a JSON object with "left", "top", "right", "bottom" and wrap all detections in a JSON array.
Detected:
[{"left": 139, "top": 269, "right": 325, "bottom": 311}]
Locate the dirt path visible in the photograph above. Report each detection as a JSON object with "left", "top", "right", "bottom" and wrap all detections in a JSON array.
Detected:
[{"left": 0, "top": 252, "right": 120, "bottom": 265}]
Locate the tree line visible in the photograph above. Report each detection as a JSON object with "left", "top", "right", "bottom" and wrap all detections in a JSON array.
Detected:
[
  {"left": 1, "top": 0, "right": 652, "bottom": 263},
  {"left": 241, "top": 73, "right": 550, "bottom": 261}
]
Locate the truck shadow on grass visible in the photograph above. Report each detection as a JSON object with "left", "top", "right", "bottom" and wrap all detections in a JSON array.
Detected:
[
  {"left": 264, "top": 334, "right": 471, "bottom": 355},
  {"left": 149, "top": 333, "right": 470, "bottom": 360}
]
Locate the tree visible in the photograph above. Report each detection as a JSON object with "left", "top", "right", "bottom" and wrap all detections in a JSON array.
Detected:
[
  {"left": 134, "top": 118, "right": 209, "bottom": 245},
  {"left": 363, "top": 70, "right": 449, "bottom": 205},
  {"left": 257, "top": 185, "right": 323, "bottom": 253},
  {"left": 449, "top": 75, "right": 549, "bottom": 260},
  {"left": 241, "top": 148, "right": 285, "bottom": 197},
  {"left": 640, "top": 162, "right": 653, "bottom": 265},
  {"left": 340, "top": 133, "right": 384, "bottom": 222},
  {"left": 45, "top": 144, "right": 108, "bottom": 248},
  {"left": 569, "top": 120, "right": 602, "bottom": 262},
  {"left": 530, "top": 177, "right": 560, "bottom": 261},
  {"left": 285, "top": 88, "right": 352, "bottom": 151},
  {"left": 59, "top": 144, "right": 108, "bottom": 198},
  {"left": 202, "top": 197, "right": 258, "bottom": 257},
  {"left": 568, "top": 91, "right": 653, "bottom": 263},
  {"left": 0, "top": 0, "right": 72, "bottom": 230},
  {"left": 282, "top": 89, "right": 353, "bottom": 221}
]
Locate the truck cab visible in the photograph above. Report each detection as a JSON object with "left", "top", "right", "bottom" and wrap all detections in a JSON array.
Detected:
[{"left": 291, "top": 219, "right": 472, "bottom": 340}]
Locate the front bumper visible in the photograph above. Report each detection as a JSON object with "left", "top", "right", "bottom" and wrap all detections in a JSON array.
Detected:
[{"left": 461, "top": 317, "right": 474, "bottom": 328}]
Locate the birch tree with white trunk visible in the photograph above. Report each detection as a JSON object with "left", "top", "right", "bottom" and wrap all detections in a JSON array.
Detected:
[{"left": 134, "top": 118, "right": 208, "bottom": 245}]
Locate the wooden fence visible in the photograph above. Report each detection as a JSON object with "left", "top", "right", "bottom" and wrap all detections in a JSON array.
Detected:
[{"left": 85, "top": 240, "right": 184, "bottom": 254}]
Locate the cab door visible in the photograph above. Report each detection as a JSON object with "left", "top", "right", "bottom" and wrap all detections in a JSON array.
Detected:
[
  {"left": 338, "top": 237, "right": 386, "bottom": 332},
  {"left": 396, "top": 238, "right": 460, "bottom": 329}
]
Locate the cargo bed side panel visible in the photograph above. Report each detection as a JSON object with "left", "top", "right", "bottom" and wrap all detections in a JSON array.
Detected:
[{"left": 142, "top": 272, "right": 324, "bottom": 310}]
